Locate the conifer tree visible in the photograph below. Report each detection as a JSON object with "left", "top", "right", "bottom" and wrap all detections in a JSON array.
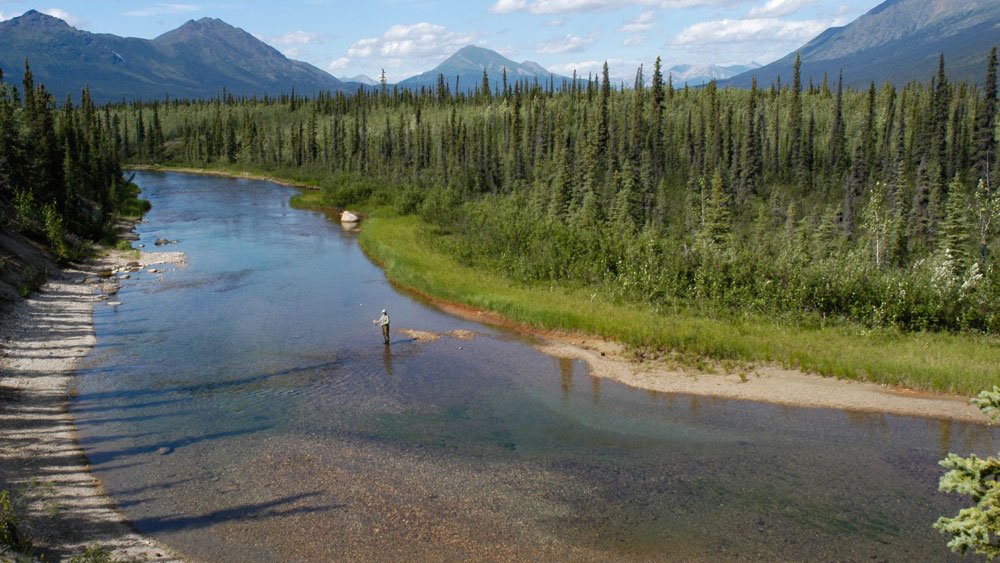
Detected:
[
  {"left": 974, "top": 47, "right": 997, "bottom": 186},
  {"left": 701, "top": 170, "right": 731, "bottom": 246},
  {"left": 938, "top": 180, "right": 972, "bottom": 274}
]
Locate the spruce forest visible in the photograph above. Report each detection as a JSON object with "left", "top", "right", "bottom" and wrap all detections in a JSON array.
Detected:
[
  {"left": 18, "top": 49, "right": 1000, "bottom": 334},
  {"left": 0, "top": 63, "right": 138, "bottom": 265}
]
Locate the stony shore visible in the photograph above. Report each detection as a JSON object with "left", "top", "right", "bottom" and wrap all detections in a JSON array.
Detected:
[{"left": 0, "top": 249, "right": 187, "bottom": 562}]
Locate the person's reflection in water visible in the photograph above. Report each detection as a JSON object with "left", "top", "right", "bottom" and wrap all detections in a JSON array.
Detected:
[{"left": 383, "top": 343, "right": 394, "bottom": 377}]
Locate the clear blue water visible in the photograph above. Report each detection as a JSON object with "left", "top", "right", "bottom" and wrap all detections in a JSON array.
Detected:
[{"left": 71, "top": 171, "right": 999, "bottom": 562}]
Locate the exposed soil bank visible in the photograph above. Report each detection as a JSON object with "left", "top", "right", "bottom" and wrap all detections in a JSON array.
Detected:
[{"left": 0, "top": 249, "right": 187, "bottom": 562}]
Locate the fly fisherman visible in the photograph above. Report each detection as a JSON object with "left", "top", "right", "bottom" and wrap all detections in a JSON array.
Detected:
[{"left": 374, "top": 309, "right": 390, "bottom": 345}]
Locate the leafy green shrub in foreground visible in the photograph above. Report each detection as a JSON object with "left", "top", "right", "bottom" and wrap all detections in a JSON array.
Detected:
[{"left": 935, "top": 386, "right": 1000, "bottom": 559}]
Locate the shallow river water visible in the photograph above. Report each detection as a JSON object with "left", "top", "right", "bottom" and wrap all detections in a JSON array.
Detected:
[{"left": 71, "top": 171, "right": 999, "bottom": 562}]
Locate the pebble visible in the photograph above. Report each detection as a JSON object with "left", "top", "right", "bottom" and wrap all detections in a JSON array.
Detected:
[
  {"left": 156, "top": 447, "right": 171, "bottom": 455},
  {"left": 118, "top": 274, "right": 130, "bottom": 280}
]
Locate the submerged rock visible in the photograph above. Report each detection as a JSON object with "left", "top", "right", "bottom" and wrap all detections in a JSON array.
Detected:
[{"left": 154, "top": 238, "right": 170, "bottom": 246}]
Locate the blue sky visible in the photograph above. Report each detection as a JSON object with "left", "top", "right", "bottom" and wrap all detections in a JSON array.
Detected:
[{"left": 0, "top": 1, "right": 882, "bottom": 82}]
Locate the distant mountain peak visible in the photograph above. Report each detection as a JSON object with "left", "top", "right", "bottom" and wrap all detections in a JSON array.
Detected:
[
  {"left": 10, "top": 9, "right": 73, "bottom": 29},
  {"left": 397, "top": 45, "right": 569, "bottom": 90},
  {"left": 0, "top": 14, "right": 347, "bottom": 102},
  {"left": 341, "top": 74, "right": 378, "bottom": 86}
]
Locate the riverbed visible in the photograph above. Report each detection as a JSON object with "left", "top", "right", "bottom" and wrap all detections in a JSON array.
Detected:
[{"left": 70, "top": 171, "right": 999, "bottom": 562}]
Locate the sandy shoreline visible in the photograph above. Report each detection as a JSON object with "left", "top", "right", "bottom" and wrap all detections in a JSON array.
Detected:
[
  {"left": 426, "top": 301, "right": 991, "bottom": 425},
  {"left": 0, "top": 250, "right": 187, "bottom": 562}
]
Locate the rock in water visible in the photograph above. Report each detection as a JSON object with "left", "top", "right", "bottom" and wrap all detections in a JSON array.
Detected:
[
  {"left": 154, "top": 238, "right": 170, "bottom": 246},
  {"left": 341, "top": 210, "right": 359, "bottom": 223}
]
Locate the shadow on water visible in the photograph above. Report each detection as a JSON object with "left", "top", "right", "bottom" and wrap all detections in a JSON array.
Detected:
[{"left": 131, "top": 493, "right": 339, "bottom": 533}]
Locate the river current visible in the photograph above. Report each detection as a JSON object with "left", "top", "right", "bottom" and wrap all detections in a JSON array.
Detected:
[{"left": 71, "top": 171, "right": 999, "bottom": 561}]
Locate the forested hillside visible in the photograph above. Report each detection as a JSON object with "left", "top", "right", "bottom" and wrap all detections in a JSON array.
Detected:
[
  {"left": 0, "top": 62, "right": 139, "bottom": 302},
  {"left": 118, "top": 51, "right": 1000, "bottom": 335}
]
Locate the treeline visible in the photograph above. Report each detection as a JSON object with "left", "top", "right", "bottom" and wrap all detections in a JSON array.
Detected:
[
  {"left": 114, "top": 49, "right": 999, "bottom": 333},
  {"left": 0, "top": 62, "right": 138, "bottom": 262}
]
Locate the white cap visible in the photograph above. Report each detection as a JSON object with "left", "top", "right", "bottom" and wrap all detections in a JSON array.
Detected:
[{"left": 382, "top": 309, "right": 386, "bottom": 313}]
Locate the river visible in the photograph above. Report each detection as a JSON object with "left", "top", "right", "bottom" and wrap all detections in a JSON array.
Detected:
[{"left": 70, "top": 171, "right": 999, "bottom": 561}]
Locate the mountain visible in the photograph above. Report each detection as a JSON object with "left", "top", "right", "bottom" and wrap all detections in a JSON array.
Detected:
[
  {"left": 341, "top": 74, "right": 378, "bottom": 86},
  {"left": 667, "top": 63, "right": 760, "bottom": 86},
  {"left": 725, "top": 0, "right": 1000, "bottom": 88},
  {"left": 0, "top": 10, "right": 347, "bottom": 103},
  {"left": 397, "top": 45, "right": 572, "bottom": 92}
]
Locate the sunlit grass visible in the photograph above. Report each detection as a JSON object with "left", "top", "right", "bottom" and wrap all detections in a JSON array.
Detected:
[{"left": 361, "top": 212, "right": 1000, "bottom": 396}]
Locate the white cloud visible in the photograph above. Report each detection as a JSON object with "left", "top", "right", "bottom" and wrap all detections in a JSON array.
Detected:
[
  {"left": 746, "top": 0, "right": 815, "bottom": 18},
  {"left": 328, "top": 57, "right": 351, "bottom": 70},
  {"left": 619, "top": 11, "right": 655, "bottom": 33},
  {"left": 124, "top": 4, "right": 200, "bottom": 17},
  {"left": 346, "top": 22, "right": 483, "bottom": 61},
  {"left": 492, "top": 0, "right": 744, "bottom": 15},
  {"left": 272, "top": 31, "right": 322, "bottom": 46},
  {"left": 542, "top": 18, "right": 567, "bottom": 27},
  {"left": 40, "top": 8, "right": 86, "bottom": 27},
  {"left": 547, "top": 59, "right": 609, "bottom": 75},
  {"left": 623, "top": 35, "right": 647, "bottom": 46},
  {"left": 534, "top": 31, "right": 600, "bottom": 54},
  {"left": 282, "top": 47, "right": 303, "bottom": 58},
  {"left": 672, "top": 17, "right": 834, "bottom": 46},
  {"left": 547, "top": 57, "right": 644, "bottom": 84}
]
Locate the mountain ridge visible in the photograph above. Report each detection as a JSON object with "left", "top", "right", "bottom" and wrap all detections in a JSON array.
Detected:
[
  {"left": 724, "top": 0, "right": 1000, "bottom": 88},
  {"left": 397, "top": 45, "right": 573, "bottom": 92},
  {"left": 0, "top": 10, "right": 348, "bottom": 103}
]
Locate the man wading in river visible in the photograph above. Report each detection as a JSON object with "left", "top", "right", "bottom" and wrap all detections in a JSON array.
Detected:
[{"left": 374, "top": 309, "right": 390, "bottom": 345}]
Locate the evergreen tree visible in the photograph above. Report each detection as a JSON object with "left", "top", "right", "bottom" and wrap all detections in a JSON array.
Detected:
[
  {"left": 938, "top": 179, "right": 972, "bottom": 273},
  {"left": 974, "top": 47, "right": 997, "bottom": 186}
]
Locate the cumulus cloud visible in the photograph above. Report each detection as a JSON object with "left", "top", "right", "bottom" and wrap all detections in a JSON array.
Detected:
[
  {"left": 41, "top": 8, "right": 86, "bottom": 27},
  {"left": 547, "top": 59, "right": 612, "bottom": 75},
  {"left": 328, "top": 57, "right": 351, "bottom": 70},
  {"left": 124, "top": 4, "right": 200, "bottom": 17},
  {"left": 492, "top": 0, "right": 743, "bottom": 15},
  {"left": 747, "top": 0, "right": 815, "bottom": 18},
  {"left": 272, "top": 31, "right": 322, "bottom": 45},
  {"left": 672, "top": 17, "right": 834, "bottom": 46},
  {"left": 623, "top": 35, "right": 647, "bottom": 46},
  {"left": 534, "top": 31, "right": 600, "bottom": 54},
  {"left": 346, "top": 22, "right": 483, "bottom": 61},
  {"left": 619, "top": 11, "right": 655, "bottom": 33}
]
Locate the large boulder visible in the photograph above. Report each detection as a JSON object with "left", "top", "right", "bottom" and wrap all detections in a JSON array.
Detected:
[{"left": 340, "top": 210, "right": 359, "bottom": 223}]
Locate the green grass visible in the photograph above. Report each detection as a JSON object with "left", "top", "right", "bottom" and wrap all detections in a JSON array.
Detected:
[{"left": 360, "top": 212, "right": 1000, "bottom": 396}]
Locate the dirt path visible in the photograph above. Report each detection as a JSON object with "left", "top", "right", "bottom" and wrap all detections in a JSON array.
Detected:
[{"left": 0, "top": 251, "right": 187, "bottom": 562}]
